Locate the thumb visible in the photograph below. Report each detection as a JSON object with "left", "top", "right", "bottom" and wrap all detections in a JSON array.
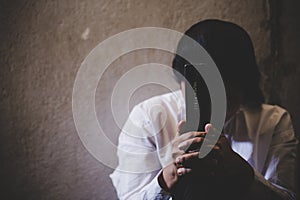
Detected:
[
  {"left": 205, "top": 123, "right": 212, "bottom": 133},
  {"left": 177, "top": 120, "right": 186, "bottom": 134}
]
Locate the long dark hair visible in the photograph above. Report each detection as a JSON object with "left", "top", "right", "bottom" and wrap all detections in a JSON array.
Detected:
[{"left": 172, "top": 19, "right": 264, "bottom": 109}]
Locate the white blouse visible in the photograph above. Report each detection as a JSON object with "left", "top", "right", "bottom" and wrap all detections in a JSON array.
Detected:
[{"left": 110, "top": 90, "right": 298, "bottom": 200}]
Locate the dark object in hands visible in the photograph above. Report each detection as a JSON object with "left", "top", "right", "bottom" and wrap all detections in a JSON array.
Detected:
[{"left": 182, "top": 64, "right": 211, "bottom": 133}]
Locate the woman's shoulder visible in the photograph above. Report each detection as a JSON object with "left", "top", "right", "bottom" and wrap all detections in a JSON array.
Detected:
[
  {"left": 243, "top": 104, "right": 290, "bottom": 118},
  {"left": 240, "top": 104, "right": 293, "bottom": 135},
  {"left": 133, "top": 90, "right": 183, "bottom": 115},
  {"left": 256, "top": 104, "right": 292, "bottom": 133},
  {"left": 140, "top": 90, "right": 183, "bottom": 106},
  {"left": 260, "top": 104, "right": 292, "bottom": 124},
  {"left": 261, "top": 104, "right": 293, "bottom": 131},
  {"left": 261, "top": 104, "right": 289, "bottom": 115},
  {"left": 128, "top": 90, "right": 183, "bottom": 126}
]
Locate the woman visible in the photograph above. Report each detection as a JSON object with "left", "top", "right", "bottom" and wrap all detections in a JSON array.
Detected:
[{"left": 110, "top": 19, "right": 298, "bottom": 200}]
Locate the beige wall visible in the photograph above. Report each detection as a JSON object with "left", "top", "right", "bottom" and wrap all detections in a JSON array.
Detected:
[{"left": 1, "top": 0, "right": 299, "bottom": 199}]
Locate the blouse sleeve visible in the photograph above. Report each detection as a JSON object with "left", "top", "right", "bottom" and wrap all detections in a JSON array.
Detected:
[{"left": 110, "top": 104, "right": 168, "bottom": 200}]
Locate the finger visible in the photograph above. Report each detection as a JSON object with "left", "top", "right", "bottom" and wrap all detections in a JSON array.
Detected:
[
  {"left": 175, "top": 151, "right": 199, "bottom": 165},
  {"left": 177, "top": 167, "right": 192, "bottom": 176},
  {"left": 205, "top": 123, "right": 212, "bottom": 133},
  {"left": 205, "top": 145, "right": 222, "bottom": 159},
  {"left": 172, "top": 149, "right": 186, "bottom": 160},
  {"left": 205, "top": 124, "right": 223, "bottom": 138},
  {"left": 182, "top": 131, "right": 206, "bottom": 140},
  {"left": 176, "top": 152, "right": 221, "bottom": 174},
  {"left": 177, "top": 120, "right": 186, "bottom": 133},
  {"left": 178, "top": 137, "right": 205, "bottom": 152},
  {"left": 174, "top": 131, "right": 206, "bottom": 145},
  {"left": 205, "top": 144, "right": 220, "bottom": 151},
  {"left": 215, "top": 135, "right": 230, "bottom": 151},
  {"left": 202, "top": 125, "right": 223, "bottom": 149},
  {"left": 196, "top": 144, "right": 221, "bottom": 160},
  {"left": 177, "top": 134, "right": 219, "bottom": 154}
]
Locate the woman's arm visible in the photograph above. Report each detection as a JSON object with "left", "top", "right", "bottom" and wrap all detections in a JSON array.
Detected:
[{"left": 110, "top": 104, "right": 166, "bottom": 200}]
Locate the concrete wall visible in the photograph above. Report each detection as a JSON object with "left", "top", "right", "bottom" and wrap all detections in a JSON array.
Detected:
[{"left": 1, "top": 0, "right": 299, "bottom": 199}]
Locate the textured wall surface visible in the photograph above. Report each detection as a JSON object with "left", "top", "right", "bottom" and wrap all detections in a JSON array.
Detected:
[{"left": 1, "top": 0, "right": 299, "bottom": 199}]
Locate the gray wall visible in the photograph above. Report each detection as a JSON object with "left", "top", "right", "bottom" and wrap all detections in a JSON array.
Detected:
[{"left": 1, "top": 0, "right": 299, "bottom": 199}]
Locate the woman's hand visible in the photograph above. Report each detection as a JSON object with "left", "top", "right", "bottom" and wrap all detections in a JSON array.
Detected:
[
  {"left": 176, "top": 123, "right": 254, "bottom": 180},
  {"left": 158, "top": 121, "right": 219, "bottom": 191},
  {"left": 159, "top": 122, "right": 254, "bottom": 193},
  {"left": 173, "top": 123, "right": 222, "bottom": 176}
]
